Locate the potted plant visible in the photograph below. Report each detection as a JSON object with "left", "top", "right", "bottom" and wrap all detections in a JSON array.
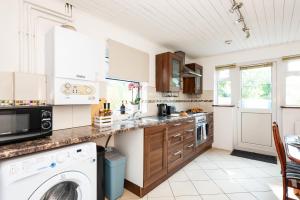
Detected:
[{"left": 128, "top": 82, "right": 141, "bottom": 112}]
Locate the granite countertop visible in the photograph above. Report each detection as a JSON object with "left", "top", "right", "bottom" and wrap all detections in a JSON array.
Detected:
[{"left": 0, "top": 115, "right": 200, "bottom": 160}]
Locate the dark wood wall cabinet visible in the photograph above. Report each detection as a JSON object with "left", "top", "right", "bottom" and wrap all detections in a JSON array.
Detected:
[
  {"left": 183, "top": 63, "right": 203, "bottom": 94},
  {"left": 125, "top": 114, "right": 214, "bottom": 197},
  {"left": 156, "top": 52, "right": 184, "bottom": 92}
]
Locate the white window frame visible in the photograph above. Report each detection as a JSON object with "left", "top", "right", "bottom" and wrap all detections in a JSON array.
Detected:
[
  {"left": 283, "top": 58, "right": 300, "bottom": 106},
  {"left": 214, "top": 67, "right": 235, "bottom": 105}
]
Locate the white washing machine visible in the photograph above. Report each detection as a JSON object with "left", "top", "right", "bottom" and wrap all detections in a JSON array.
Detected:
[{"left": 0, "top": 142, "right": 97, "bottom": 200}]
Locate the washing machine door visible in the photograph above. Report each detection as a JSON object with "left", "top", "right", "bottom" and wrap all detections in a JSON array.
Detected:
[{"left": 29, "top": 171, "right": 91, "bottom": 200}]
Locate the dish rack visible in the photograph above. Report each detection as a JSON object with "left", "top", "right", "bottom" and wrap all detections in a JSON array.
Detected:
[{"left": 94, "top": 116, "right": 113, "bottom": 127}]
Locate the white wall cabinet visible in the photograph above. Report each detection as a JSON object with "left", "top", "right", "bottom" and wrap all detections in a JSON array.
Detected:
[
  {"left": 14, "top": 72, "right": 46, "bottom": 101},
  {"left": 46, "top": 26, "right": 102, "bottom": 81}
]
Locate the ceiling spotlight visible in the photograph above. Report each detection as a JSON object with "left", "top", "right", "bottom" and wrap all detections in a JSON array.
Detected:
[
  {"left": 235, "top": 17, "right": 244, "bottom": 24},
  {"left": 245, "top": 31, "right": 250, "bottom": 38},
  {"left": 243, "top": 27, "right": 250, "bottom": 38},
  {"left": 229, "top": 2, "right": 243, "bottom": 13},
  {"left": 242, "top": 27, "right": 249, "bottom": 32}
]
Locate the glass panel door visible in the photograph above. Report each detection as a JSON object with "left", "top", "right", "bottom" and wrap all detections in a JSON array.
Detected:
[
  {"left": 237, "top": 64, "right": 275, "bottom": 154},
  {"left": 241, "top": 66, "right": 272, "bottom": 110},
  {"left": 170, "top": 58, "right": 181, "bottom": 91}
]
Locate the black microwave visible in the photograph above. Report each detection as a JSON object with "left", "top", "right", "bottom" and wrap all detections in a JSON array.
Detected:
[{"left": 0, "top": 106, "right": 52, "bottom": 145}]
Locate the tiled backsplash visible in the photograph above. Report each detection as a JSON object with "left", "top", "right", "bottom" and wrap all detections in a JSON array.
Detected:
[{"left": 142, "top": 86, "right": 213, "bottom": 116}]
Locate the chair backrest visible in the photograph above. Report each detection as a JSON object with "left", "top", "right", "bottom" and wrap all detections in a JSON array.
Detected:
[{"left": 272, "top": 122, "right": 286, "bottom": 175}]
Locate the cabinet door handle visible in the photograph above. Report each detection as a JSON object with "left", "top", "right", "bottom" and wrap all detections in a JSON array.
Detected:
[
  {"left": 186, "top": 129, "right": 194, "bottom": 132},
  {"left": 173, "top": 150, "right": 182, "bottom": 156},
  {"left": 172, "top": 133, "right": 182, "bottom": 138},
  {"left": 186, "top": 120, "right": 194, "bottom": 123},
  {"left": 187, "top": 144, "right": 194, "bottom": 148},
  {"left": 173, "top": 123, "right": 182, "bottom": 127}
]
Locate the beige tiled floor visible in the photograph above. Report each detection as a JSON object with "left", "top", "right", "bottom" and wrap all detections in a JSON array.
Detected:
[{"left": 118, "top": 148, "right": 300, "bottom": 200}]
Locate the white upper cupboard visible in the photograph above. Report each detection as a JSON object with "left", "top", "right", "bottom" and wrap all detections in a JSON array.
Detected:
[{"left": 46, "top": 26, "right": 103, "bottom": 81}]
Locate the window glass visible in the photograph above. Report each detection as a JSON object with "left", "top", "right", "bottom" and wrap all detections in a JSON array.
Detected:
[
  {"left": 216, "top": 69, "right": 232, "bottom": 105},
  {"left": 287, "top": 60, "right": 300, "bottom": 72},
  {"left": 218, "top": 69, "right": 230, "bottom": 79},
  {"left": 241, "top": 67, "right": 272, "bottom": 109},
  {"left": 217, "top": 80, "right": 231, "bottom": 105},
  {"left": 106, "top": 79, "right": 140, "bottom": 112},
  {"left": 286, "top": 76, "right": 300, "bottom": 106}
]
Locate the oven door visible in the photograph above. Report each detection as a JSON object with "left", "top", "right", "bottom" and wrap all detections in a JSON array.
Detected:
[
  {"left": 0, "top": 107, "right": 45, "bottom": 143},
  {"left": 196, "top": 122, "right": 207, "bottom": 146}
]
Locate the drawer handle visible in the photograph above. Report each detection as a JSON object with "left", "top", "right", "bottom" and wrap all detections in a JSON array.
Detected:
[
  {"left": 173, "top": 150, "right": 182, "bottom": 156},
  {"left": 173, "top": 123, "right": 182, "bottom": 127},
  {"left": 187, "top": 144, "right": 194, "bottom": 148},
  {"left": 186, "top": 129, "right": 194, "bottom": 132},
  {"left": 172, "top": 133, "right": 182, "bottom": 138},
  {"left": 186, "top": 120, "right": 194, "bottom": 123}
]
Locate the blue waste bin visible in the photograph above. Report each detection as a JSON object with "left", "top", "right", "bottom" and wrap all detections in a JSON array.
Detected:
[{"left": 104, "top": 147, "right": 126, "bottom": 200}]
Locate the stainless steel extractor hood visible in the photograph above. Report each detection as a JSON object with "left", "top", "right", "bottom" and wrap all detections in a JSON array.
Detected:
[{"left": 182, "top": 66, "right": 202, "bottom": 77}]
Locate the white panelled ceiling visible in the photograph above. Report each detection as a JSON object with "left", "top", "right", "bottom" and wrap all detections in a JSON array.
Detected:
[{"left": 73, "top": 0, "right": 300, "bottom": 58}]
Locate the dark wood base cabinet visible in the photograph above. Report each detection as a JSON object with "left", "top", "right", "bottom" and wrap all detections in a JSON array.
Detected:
[{"left": 124, "top": 117, "right": 214, "bottom": 197}]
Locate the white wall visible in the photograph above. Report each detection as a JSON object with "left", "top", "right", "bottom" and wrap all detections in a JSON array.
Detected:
[
  {"left": 213, "top": 107, "right": 235, "bottom": 151},
  {"left": 0, "top": 0, "right": 19, "bottom": 71}
]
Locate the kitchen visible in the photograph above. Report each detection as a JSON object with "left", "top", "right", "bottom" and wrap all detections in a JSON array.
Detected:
[{"left": 1, "top": 0, "right": 300, "bottom": 200}]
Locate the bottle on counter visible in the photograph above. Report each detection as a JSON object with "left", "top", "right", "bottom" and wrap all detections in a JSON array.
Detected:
[
  {"left": 103, "top": 102, "right": 112, "bottom": 116},
  {"left": 120, "top": 101, "right": 126, "bottom": 114}
]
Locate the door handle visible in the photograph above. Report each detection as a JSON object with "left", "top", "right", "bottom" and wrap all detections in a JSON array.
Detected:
[
  {"left": 173, "top": 150, "right": 182, "bottom": 156},
  {"left": 173, "top": 123, "right": 182, "bottom": 127},
  {"left": 172, "top": 133, "right": 182, "bottom": 138},
  {"left": 187, "top": 144, "right": 194, "bottom": 148},
  {"left": 186, "top": 129, "right": 194, "bottom": 132}
]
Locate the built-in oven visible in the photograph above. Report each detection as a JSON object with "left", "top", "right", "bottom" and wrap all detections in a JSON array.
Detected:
[
  {"left": 0, "top": 106, "right": 52, "bottom": 145},
  {"left": 195, "top": 114, "right": 208, "bottom": 146}
]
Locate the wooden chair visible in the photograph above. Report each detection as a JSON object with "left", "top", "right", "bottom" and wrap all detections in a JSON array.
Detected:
[{"left": 272, "top": 122, "right": 300, "bottom": 200}]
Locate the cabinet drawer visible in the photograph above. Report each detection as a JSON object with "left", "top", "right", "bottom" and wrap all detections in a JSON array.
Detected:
[
  {"left": 168, "top": 121, "right": 184, "bottom": 132},
  {"left": 168, "top": 130, "right": 184, "bottom": 147},
  {"left": 183, "top": 140, "right": 195, "bottom": 160},
  {"left": 183, "top": 128, "right": 195, "bottom": 141},
  {"left": 168, "top": 144, "right": 184, "bottom": 171},
  {"left": 184, "top": 119, "right": 195, "bottom": 128}
]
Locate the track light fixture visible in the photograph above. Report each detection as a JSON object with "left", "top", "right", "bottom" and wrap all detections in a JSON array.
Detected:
[
  {"left": 235, "top": 17, "right": 244, "bottom": 24},
  {"left": 243, "top": 27, "right": 250, "bottom": 38},
  {"left": 229, "top": 2, "right": 243, "bottom": 13},
  {"left": 229, "top": 0, "right": 250, "bottom": 39}
]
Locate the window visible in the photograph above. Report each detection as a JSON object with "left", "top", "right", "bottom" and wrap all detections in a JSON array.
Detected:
[
  {"left": 285, "top": 58, "right": 300, "bottom": 106},
  {"left": 106, "top": 79, "right": 141, "bottom": 112},
  {"left": 215, "top": 67, "right": 233, "bottom": 105},
  {"left": 240, "top": 66, "right": 272, "bottom": 109}
]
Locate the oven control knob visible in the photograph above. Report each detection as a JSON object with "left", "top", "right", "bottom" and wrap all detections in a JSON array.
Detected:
[
  {"left": 42, "top": 111, "right": 51, "bottom": 119},
  {"left": 42, "top": 121, "right": 52, "bottom": 130}
]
